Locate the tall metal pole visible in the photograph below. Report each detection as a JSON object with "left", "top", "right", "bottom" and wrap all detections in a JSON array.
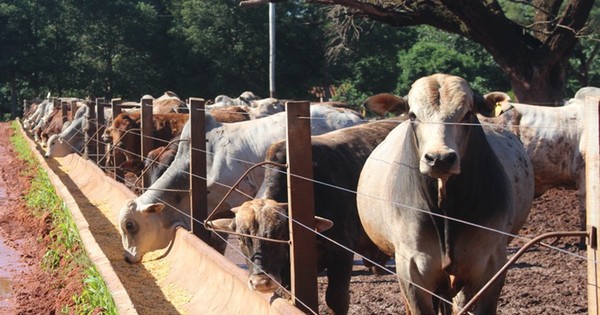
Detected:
[{"left": 269, "top": 3, "right": 276, "bottom": 98}]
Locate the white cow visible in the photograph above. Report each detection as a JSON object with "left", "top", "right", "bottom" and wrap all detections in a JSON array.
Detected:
[
  {"left": 119, "top": 105, "right": 366, "bottom": 263},
  {"left": 480, "top": 87, "right": 600, "bottom": 234},
  {"left": 23, "top": 98, "right": 51, "bottom": 130},
  {"left": 45, "top": 106, "right": 87, "bottom": 158},
  {"left": 357, "top": 74, "right": 534, "bottom": 314}
]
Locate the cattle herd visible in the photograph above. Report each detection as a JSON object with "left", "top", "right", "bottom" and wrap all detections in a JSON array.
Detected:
[{"left": 19, "top": 74, "right": 600, "bottom": 314}]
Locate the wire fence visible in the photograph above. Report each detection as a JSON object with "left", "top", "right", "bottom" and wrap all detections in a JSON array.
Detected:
[{"left": 21, "top": 94, "right": 592, "bottom": 314}]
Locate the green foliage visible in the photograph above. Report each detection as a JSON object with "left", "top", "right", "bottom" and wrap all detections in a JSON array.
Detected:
[
  {"left": 0, "top": 0, "right": 597, "bottom": 107},
  {"left": 9, "top": 122, "right": 117, "bottom": 314},
  {"left": 397, "top": 27, "right": 509, "bottom": 95},
  {"left": 73, "top": 267, "right": 118, "bottom": 315},
  {"left": 327, "top": 22, "right": 418, "bottom": 105}
]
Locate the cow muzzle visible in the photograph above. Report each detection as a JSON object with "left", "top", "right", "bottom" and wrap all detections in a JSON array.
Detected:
[
  {"left": 420, "top": 150, "right": 460, "bottom": 178},
  {"left": 124, "top": 251, "right": 142, "bottom": 264},
  {"left": 248, "top": 273, "right": 279, "bottom": 292}
]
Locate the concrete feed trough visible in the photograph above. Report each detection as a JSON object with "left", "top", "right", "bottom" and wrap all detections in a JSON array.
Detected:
[{"left": 18, "top": 124, "right": 301, "bottom": 315}]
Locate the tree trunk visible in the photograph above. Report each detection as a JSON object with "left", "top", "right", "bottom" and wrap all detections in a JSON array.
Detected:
[{"left": 507, "top": 58, "right": 568, "bottom": 106}]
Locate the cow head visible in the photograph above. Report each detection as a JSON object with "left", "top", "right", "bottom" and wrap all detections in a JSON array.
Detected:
[
  {"left": 110, "top": 113, "right": 141, "bottom": 161},
  {"left": 407, "top": 74, "right": 477, "bottom": 179},
  {"left": 101, "top": 125, "right": 113, "bottom": 143},
  {"left": 119, "top": 199, "right": 174, "bottom": 263},
  {"left": 209, "top": 199, "right": 333, "bottom": 292},
  {"left": 475, "top": 91, "right": 513, "bottom": 117},
  {"left": 362, "top": 93, "right": 409, "bottom": 118},
  {"left": 45, "top": 135, "right": 69, "bottom": 158}
]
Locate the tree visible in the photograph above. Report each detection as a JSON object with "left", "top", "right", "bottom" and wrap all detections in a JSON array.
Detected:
[
  {"left": 397, "top": 26, "right": 509, "bottom": 95},
  {"left": 0, "top": 1, "right": 38, "bottom": 118},
  {"left": 243, "top": 0, "right": 596, "bottom": 104}
]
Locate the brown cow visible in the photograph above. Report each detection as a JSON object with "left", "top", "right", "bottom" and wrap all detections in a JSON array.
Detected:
[
  {"left": 362, "top": 93, "right": 409, "bottom": 117},
  {"left": 102, "top": 110, "right": 189, "bottom": 174},
  {"left": 209, "top": 119, "right": 400, "bottom": 315},
  {"left": 33, "top": 106, "right": 59, "bottom": 145},
  {"left": 38, "top": 103, "right": 81, "bottom": 146},
  {"left": 208, "top": 106, "right": 251, "bottom": 123}
]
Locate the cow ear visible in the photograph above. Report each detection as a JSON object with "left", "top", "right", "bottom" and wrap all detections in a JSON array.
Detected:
[
  {"left": 474, "top": 92, "right": 512, "bottom": 117},
  {"left": 207, "top": 218, "right": 236, "bottom": 232},
  {"left": 314, "top": 216, "right": 334, "bottom": 233},
  {"left": 362, "top": 93, "right": 407, "bottom": 117},
  {"left": 141, "top": 203, "right": 165, "bottom": 214}
]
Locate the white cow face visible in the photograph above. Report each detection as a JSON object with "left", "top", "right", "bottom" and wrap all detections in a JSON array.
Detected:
[
  {"left": 407, "top": 74, "right": 475, "bottom": 179},
  {"left": 45, "top": 135, "right": 68, "bottom": 158},
  {"left": 119, "top": 200, "right": 172, "bottom": 263}
]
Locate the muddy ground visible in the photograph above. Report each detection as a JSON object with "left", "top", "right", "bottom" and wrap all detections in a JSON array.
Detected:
[
  {"left": 0, "top": 121, "right": 588, "bottom": 314},
  {"left": 0, "top": 122, "right": 84, "bottom": 314}
]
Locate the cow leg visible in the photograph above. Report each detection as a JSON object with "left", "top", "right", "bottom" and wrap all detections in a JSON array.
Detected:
[
  {"left": 453, "top": 250, "right": 505, "bottom": 315},
  {"left": 395, "top": 252, "right": 438, "bottom": 315},
  {"left": 324, "top": 250, "right": 353, "bottom": 315}
]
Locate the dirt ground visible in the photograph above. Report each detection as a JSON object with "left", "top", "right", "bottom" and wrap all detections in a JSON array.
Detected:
[
  {"left": 0, "top": 122, "right": 83, "bottom": 314},
  {"left": 0, "top": 120, "right": 589, "bottom": 314},
  {"left": 334, "top": 187, "right": 587, "bottom": 315}
]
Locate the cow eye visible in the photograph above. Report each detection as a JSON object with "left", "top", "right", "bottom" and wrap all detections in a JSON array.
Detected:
[{"left": 125, "top": 221, "right": 135, "bottom": 231}]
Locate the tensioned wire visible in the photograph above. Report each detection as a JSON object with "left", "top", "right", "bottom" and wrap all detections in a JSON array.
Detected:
[{"left": 91, "top": 108, "right": 587, "bottom": 313}]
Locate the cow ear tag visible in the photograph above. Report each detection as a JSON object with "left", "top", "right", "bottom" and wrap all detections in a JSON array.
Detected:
[{"left": 494, "top": 102, "right": 503, "bottom": 116}]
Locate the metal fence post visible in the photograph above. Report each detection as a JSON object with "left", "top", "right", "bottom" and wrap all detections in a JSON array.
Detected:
[
  {"left": 286, "top": 101, "right": 318, "bottom": 313},
  {"left": 189, "top": 98, "right": 209, "bottom": 241}
]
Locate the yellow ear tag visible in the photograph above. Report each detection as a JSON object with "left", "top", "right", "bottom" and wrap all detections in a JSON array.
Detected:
[{"left": 494, "top": 102, "right": 503, "bottom": 116}]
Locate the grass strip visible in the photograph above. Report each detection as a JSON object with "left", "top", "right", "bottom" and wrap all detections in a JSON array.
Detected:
[{"left": 10, "top": 121, "right": 118, "bottom": 315}]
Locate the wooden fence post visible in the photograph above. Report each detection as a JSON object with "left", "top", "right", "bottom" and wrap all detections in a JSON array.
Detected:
[
  {"left": 189, "top": 98, "right": 209, "bottom": 241},
  {"left": 61, "top": 101, "right": 68, "bottom": 124},
  {"left": 84, "top": 101, "right": 97, "bottom": 160},
  {"left": 111, "top": 99, "right": 124, "bottom": 183},
  {"left": 70, "top": 100, "right": 77, "bottom": 121},
  {"left": 140, "top": 96, "right": 154, "bottom": 189},
  {"left": 286, "top": 101, "right": 318, "bottom": 313},
  {"left": 587, "top": 96, "right": 600, "bottom": 315}
]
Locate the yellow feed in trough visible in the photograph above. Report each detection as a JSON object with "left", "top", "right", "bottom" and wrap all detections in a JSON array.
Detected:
[
  {"left": 54, "top": 156, "right": 192, "bottom": 314},
  {"left": 22, "top": 124, "right": 302, "bottom": 315}
]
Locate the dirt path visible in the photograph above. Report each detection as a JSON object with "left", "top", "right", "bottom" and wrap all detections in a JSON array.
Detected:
[{"left": 0, "top": 122, "right": 83, "bottom": 314}]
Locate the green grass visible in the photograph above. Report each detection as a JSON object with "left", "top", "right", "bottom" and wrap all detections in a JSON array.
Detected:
[{"left": 10, "top": 121, "right": 118, "bottom": 315}]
